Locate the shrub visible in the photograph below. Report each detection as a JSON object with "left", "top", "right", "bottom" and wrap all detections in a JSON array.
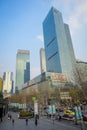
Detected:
[{"left": 19, "top": 110, "right": 33, "bottom": 117}]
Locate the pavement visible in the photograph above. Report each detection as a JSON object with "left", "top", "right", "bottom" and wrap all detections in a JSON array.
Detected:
[{"left": 0, "top": 112, "right": 87, "bottom": 130}]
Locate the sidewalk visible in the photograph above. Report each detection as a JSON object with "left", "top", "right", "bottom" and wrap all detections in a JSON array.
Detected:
[
  {"left": 84, "top": 121, "right": 87, "bottom": 127},
  {"left": 41, "top": 116, "right": 87, "bottom": 130},
  {"left": 0, "top": 113, "right": 7, "bottom": 123}
]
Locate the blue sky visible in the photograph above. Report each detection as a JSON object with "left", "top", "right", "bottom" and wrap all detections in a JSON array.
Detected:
[{"left": 0, "top": 0, "right": 87, "bottom": 80}]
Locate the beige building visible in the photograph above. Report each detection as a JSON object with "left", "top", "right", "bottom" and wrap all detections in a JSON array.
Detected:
[
  {"left": 19, "top": 72, "right": 68, "bottom": 107},
  {"left": 21, "top": 72, "right": 67, "bottom": 94},
  {"left": 3, "top": 72, "right": 13, "bottom": 94},
  {"left": 76, "top": 60, "right": 87, "bottom": 82},
  {"left": 0, "top": 77, "right": 3, "bottom": 92}
]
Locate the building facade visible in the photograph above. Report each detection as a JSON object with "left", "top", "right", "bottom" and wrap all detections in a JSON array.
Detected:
[
  {"left": 22, "top": 72, "right": 67, "bottom": 91},
  {"left": 40, "top": 48, "right": 46, "bottom": 74},
  {"left": 76, "top": 60, "right": 87, "bottom": 83},
  {"left": 0, "top": 77, "right": 3, "bottom": 92},
  {"left": 3, "top": 72, "right": 13, "bottom": 94},
  {"left": 15, "top": 50, "right": 30, "bottom": 92},
  {"left": 43, "top": 7, "right": 77, "bottom": 83},
  {"left": 20, "top": 72, "right": 68, "bottom": 107}
]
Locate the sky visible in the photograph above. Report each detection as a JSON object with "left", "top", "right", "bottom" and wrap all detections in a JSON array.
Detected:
[{"left": 0, "top": 0, "right": 87, "bottom": 81}]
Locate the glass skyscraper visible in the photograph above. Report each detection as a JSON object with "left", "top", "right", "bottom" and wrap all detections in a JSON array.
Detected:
[
  {"left": 15, "top": 50, "right": 30, "bottom": 92},
  {"left": 43, "top": 7, "right": 76, "bottom": 83}
]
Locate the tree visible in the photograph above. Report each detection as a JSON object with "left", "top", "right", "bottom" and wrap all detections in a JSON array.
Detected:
[
  {"left": 9, "top": 93, "right": 22, "bottom": 103},
  {"left": 69, "top": 87, "right": 79, "bottom": 104},
  {"left": 0, "top": 91, "right": 3, "bottom": 99},
  {"left": 50, "top": 87, "right": 60, "bottom": 105}
]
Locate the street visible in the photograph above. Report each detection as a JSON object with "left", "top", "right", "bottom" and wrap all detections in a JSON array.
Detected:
[{"left": 0, "top": 112, "right": 86, "bottom": 130}]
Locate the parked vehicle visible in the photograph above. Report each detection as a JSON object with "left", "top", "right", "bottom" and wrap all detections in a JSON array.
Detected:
[
  {"left": 82, "top": 111, "right": 87, "bottom": 121},
  {"left": 56, "top": 108, "right": 75, "bottom": 120},
  {"left": 64, "top": 109, "right": 75, "bottom": 116},
  {"left": 62, "top": 113, "right": 75, "bottom": 120}
]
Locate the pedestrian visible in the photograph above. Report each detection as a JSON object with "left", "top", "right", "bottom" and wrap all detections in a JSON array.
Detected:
[
  {"left": 9, "top": 114, "right": 12, "bottom": 120},
  {"left": 35, "top": 115, "right": 38, "bottom": 126},
  {"left": 58, "top": 114, "right": 61, "bottom": 121},
  {"left": 51, "top": 115, "right": 55, "bottom": 125},
  {"left": 0, "top": 108, "right": 3, "bottom": 122},
  {"left": 8, "top": 112, "right": 11, "bottom": 120},
  {"left": 25, "top": 118, "right": 28, "bottom": 125},
  {"left": 12, "top": 119, "right": 14, "bottom": 126}
]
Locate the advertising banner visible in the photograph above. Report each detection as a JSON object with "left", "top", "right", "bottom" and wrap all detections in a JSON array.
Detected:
[
  {"left": 52, "top": 105, "right": 56, "bottom": 114},
  {"left": 74, "top": 106, "right": 82, "bottom": 119},
  {"left": 48, "top": 105, "right": 56, "bottom": 114},
  {"left": 48, "top": 105, "right": 52, "bottom": 114}
]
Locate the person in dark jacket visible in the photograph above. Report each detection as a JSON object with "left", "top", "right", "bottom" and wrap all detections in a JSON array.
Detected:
[
  {"left": 0, "top": 108, "right": 3, "bottom": 122},
  {"left": 12, "top": 119, "right": 14, "bottom": 125},
  {"left": 35, "top": 115, "right": 38, "bottom": 126},
  {"left": 25, "top": 118, "right": 28, "bottom": 125}
]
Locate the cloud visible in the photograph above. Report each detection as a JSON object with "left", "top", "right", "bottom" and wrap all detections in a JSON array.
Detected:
[
  {"left": 0, "top": 64, "right": 4, "bottom": 77},
  {"left": 37, "top": 35, "right": 43, "bottom": 42},
  {"left": 66, "top": 0, "right": 87, "bottom": 34},
  {"left": 50, "top": 0, "right": 87, "bottom": 34}
]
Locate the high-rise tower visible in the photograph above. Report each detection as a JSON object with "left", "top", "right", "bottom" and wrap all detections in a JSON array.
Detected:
[
  {"left": 3, "top": 72, "right": 13, "bottom": 94},
  {"left": 15, "top": 50, "right": 30, "bottom": 92},
  {"left": 40, "top": 48, "right": 46, "bottom": 74},
  {"left": 43, "top": 7, "right": 76, "bottom": 83}
]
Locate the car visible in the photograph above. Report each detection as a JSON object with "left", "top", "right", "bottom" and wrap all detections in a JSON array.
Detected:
[
  {"left": 82, "top": 111, "right": 87, "bottom": 121},
  {"left": 62, "top": 113, "right": 75, "bottom": 120},
  {"left": 56, "top": 110, "right": 75, "bottom": 120},
  {"left": 64, "top": 109, "right": 75, "bottom": 116}
]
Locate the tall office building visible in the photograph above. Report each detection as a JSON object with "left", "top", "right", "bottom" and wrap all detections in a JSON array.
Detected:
[
  {"left": 15, "top": 50, "right": 30, "bottom": 92},
  {"left": 3, "top": 72, "right": 13, "bottom": 93},
  {"left": 43, "top": 7, "right": 77, "bottom": 83},
  {"left": 40, "top": 48, "right": 46, "bottom": 73}
]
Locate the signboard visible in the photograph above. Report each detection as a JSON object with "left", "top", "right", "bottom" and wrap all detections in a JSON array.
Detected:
[
  {"left": 78, "top": 106, "right": 82, "bottom": 119},
  {"left": 48, "top": 105, "right": 52, "bottom": 114},
  {"left": 48, "top": 105, "right": 56, "bottom": 114},
  {"left": 51, "top": 73, "right": 67, "bottom": 82},
  {"left": 32, "top": 97, "right": 36, "bottom": 101},
  {"left": 52, "top": 105, "right": 56, "bottom": 114},
  {"left": 18, "top": 50, "right": 29, "bottom": 54},
  {"left": 74, "top": 106, "right": 82, "bottom": 119}
]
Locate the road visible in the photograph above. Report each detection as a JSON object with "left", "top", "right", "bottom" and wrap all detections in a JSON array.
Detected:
[{"left": 0, "top": 112, "right": 86, "bottom": 130}]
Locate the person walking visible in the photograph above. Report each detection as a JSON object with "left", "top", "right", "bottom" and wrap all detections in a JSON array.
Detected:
[
  {"left": 25, "top": 118, "right": 28, "bottom": 126},
  {"left": 0, "top": 108, "right": 3, "bottom": 122},
  {"left": 0, "top": 111, "right": 3, "bottom": 122},
  {"left": 8, "top": 112, "right": 11, "bottom": 120},
  {"left": 35, "top": 115, "right": 38, "bottom": 126},
  {"left": 12, "top": 119, "right": 14, "bottom": 126}
]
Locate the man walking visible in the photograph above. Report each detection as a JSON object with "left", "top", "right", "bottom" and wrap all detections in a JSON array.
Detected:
[
  {"left": 25, "top": 118, "right": 28, "bottom": 126},
  {"left": 0, "top": 108, "right": 3, "bottom": 122},
  {"left": 12, "top": 119, "right": 14, "bottom": 126},
  {"left": 35, "top": 114, "right": 38, "bottom": 126}
]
